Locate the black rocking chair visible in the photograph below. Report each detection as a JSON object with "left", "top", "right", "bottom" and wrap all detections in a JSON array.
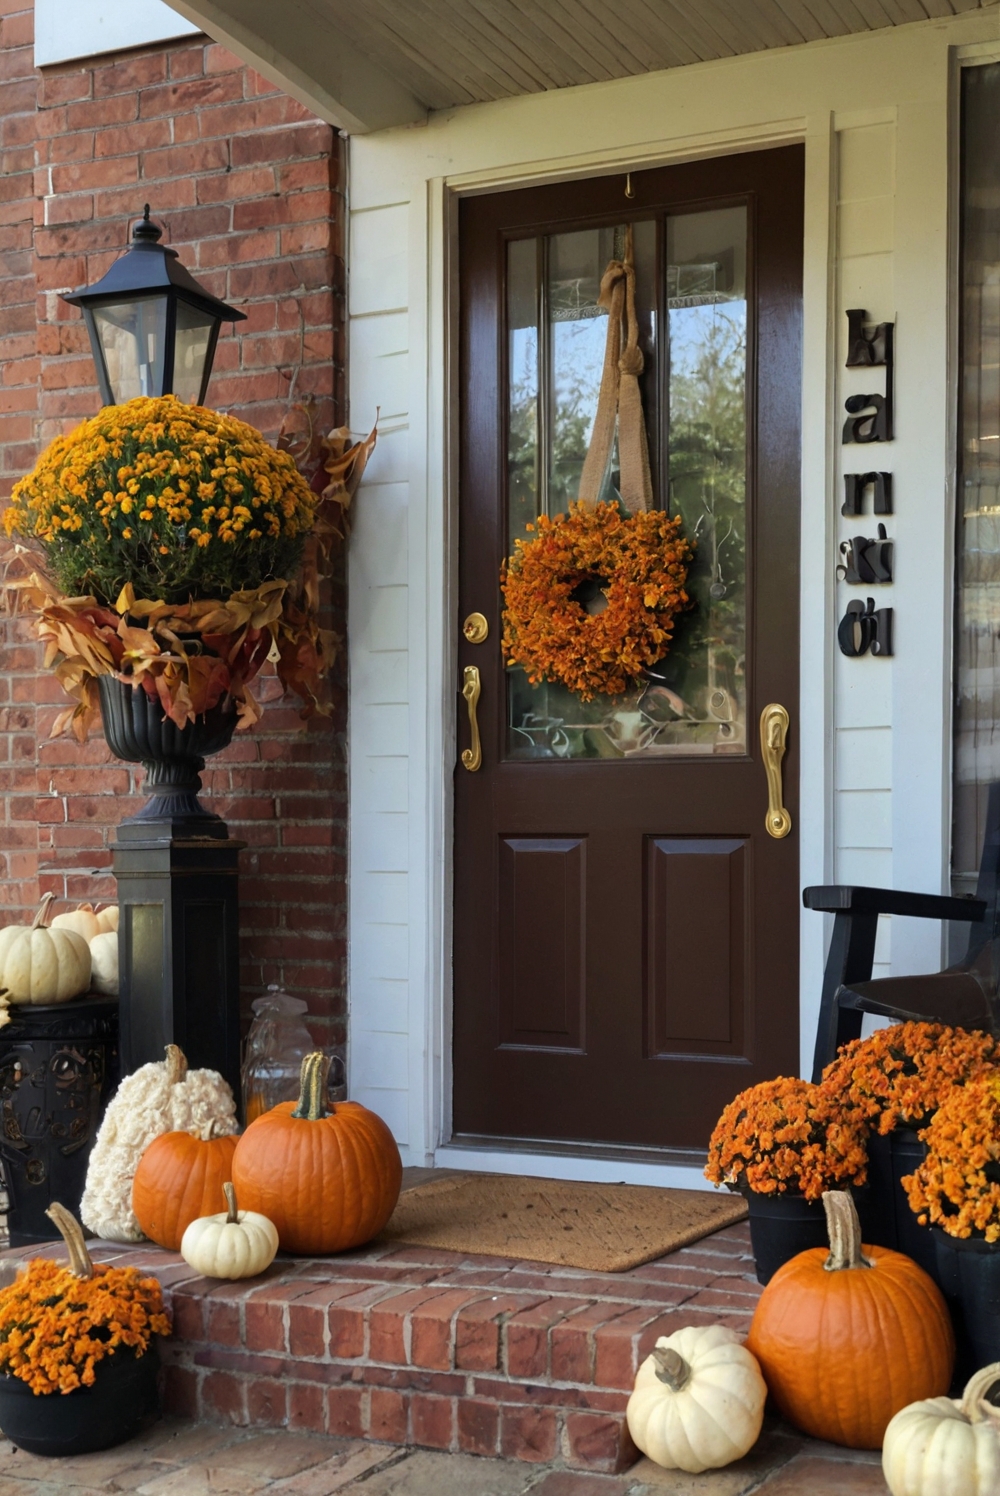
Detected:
[{"left": 807, "top": 783, "right": 1000, "bottom": 1081}]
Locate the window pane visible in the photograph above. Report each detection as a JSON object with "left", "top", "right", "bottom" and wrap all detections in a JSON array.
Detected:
[
  {"left": 172, "top": 299, "right": 216, "bottom": 405},
  {"left": 953, "top": 63, "right": 1000, "bottom": 899},
  {"left": 93, "top": 296, "right": 167, "bottom": 402},
  {"left": 504, "top": 208, "right": 747, "bottom": 761}
]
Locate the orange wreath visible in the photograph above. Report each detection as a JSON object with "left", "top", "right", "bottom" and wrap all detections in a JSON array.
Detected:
[{"left": 501, "top": 499, "right": 692, "bottom": 701}]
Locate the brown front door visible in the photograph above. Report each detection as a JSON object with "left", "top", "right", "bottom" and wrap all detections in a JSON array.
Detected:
[{"left": 454, "top": 147, "right": 803, "bottom": 1157}]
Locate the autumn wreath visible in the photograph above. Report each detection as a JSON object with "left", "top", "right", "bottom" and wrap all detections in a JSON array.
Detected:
[{"left": 501, "top": 499, "right": 692, "bottom": 702}]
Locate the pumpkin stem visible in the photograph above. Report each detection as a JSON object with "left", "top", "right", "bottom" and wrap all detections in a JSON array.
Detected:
[
  {"left": 652, "top": 1344, "right": 690, "bottom": 1391},
  {"left": 45, "top": 1202, "right": 94, "bottom": 1280},
  {"left": 223, "top": 1181, "right": 239, "bottom": 1224},
  {"left": 822, "top": 1191, "right": 874, "bottom": 1271},
  {"left": 165, "top": 1044, "right": 188, "bottom": 1085},
  {"left": 32, "top": 892, "right": 57, "bottom": 932},
  {"left": 961, "top": 1362, "right": 1000, "bottom": 1423},
  {"left": 291, "top": 1051, "right": 332, "bottom": 1120}
]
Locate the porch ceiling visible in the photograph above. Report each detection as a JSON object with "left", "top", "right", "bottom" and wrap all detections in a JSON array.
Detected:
[{"left": 164, "top": 0, "right": 993, "bottom": 132}]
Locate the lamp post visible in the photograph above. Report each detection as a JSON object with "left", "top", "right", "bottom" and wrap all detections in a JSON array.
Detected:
[
  {"left": 60, "top": 208, "right": 248, "bottom": 1103},
  {"left": 63, "top": 205, "right": 245, "bottom": 407}
]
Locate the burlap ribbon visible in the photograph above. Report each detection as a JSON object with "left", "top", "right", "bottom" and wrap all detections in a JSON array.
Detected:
[{"left": 577, "top": 225, "right": 652, "bottom": 514}]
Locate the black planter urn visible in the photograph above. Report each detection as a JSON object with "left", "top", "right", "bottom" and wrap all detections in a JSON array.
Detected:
[
  {"left": 100, "top": 677, "right": 245, "bottom": 1100},
  {"left": 933, "top": 1231, "right": 1000, "bottom": 1383},
  {"left": 98, "top": 674, "right": 238, "bottom": 831},
  {"left": 744, "top": 1190, "right": 831, "bottom": 1285},
  {"left": 0, "top": 1343, "right": 160, "bottom": 1457}
]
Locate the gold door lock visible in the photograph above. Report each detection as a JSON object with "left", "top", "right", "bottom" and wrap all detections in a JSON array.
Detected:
[{"left": 759, "top": 703, "right": 791, "bottom": 839}]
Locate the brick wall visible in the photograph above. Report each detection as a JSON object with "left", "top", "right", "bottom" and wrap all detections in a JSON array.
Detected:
[{"left": 0, "top": 5, "right": 348, "bottom": 1060}]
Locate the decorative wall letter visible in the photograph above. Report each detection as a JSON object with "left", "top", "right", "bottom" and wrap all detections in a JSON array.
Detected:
[
  {"left": 837, "top": 597, "right": 894, "bottom": 658},
  {"left": 837, "top": 525, "right": 893, "bottom": 585},
  {"left": 842, "top": 307, "right": 894, "bottom": 444},
  {"left": 842, "top": 471, "right": 893, "bottom": 515}
]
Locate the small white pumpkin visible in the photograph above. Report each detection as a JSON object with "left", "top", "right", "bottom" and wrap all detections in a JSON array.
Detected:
[
  {"left": 0, "top": 893, "right": 91, "bottom": 1006},
  {"left": 89, "top": 930, "right": 118, "bottom": 996},
  {"left": 52, "top": 902, "right": 119, "bottom": 940},
  {"left": 626, "top": 1324, "right": 767, "bottom": 1474},
  {"left": 883, "top": 1362, "right": 1000, "bottom": 1496},
  {"left": 180, "top": 1181, "right": 278, "bottom": 1279}
]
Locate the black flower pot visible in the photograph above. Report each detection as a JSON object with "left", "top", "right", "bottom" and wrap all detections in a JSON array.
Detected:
[
  {"left": 859, "top": 1128, "right": 941, "bottom": 1287},
  {"left": 933, "top": 1230, "right": 1000, "bottom": 1384},
  {"left": 745, "top": 1191, "right": 831, "bottom": 1285},
  {"left": 0, "top": 1342, "right": 160, "bottom": 1457},
  {"left": 98, "top": 675, "right": 237, "bottom": 830}
]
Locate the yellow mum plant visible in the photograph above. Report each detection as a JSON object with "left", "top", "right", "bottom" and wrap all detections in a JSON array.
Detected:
[{"left": 4, "top": 396, "right": 375, "bottom": 736}]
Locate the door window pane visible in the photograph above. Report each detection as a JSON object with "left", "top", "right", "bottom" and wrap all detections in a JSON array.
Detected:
[
  {"left": 505, "top": 208, "right": 748, "bottom": 760},
  {"left": 953, "top": 63, "right": 1000, "bottom": 899}
]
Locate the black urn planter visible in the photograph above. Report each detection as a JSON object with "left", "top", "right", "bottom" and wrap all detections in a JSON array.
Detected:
[
  {"left": 0, "top": 1342, "right": 160, "bottom": 1457},
  {"left": 98, "top": 674, "right": 238, "bottom": 830},
  {"left": 745, "top": 1190, "right": 831, "bottom": 1285},
  {"left": 857, "top": 1128, "right": 941, "bottom": 1287},
  {"left": 933, "top": 1231, "right": 1000, "bottom": 1383}
]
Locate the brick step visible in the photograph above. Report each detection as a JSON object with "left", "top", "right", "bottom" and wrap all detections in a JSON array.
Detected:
[{"left": 0, "top": 1222, "right": 760, "bottom": 1474}]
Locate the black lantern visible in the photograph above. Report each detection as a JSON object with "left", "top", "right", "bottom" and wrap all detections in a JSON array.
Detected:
[{"left": 62, "top": 205, "right": 245, "bottom": 408}]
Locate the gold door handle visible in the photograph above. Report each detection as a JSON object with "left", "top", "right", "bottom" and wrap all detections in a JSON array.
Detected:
[
  {"left": 759, "top": 703, "right": 791, "bottom": 839},
  {"left": 461, "top": 665, "right": 482, "bottom": 772}
]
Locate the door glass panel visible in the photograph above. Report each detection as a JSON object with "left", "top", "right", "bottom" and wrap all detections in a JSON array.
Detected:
[
  {"left": 952, "top": 62, "right": 1000, "bottom": 909},
  {"left": 505, "top": 207, "right": 748, "bottom": 759}
]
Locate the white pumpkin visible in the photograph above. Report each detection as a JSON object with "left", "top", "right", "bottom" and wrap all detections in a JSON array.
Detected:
[
  {"left": 89, "top": 930, "right": 118, "bottom": 996},
  {"left": 52, "top": 902, "right": 101, "bottom": 941},
  {"left": 80, "top": 1044, "right": 239, "bottom": 1242},
  {"left": 626, "top": 1325, "right": 767, "bottom": 1474},
  {"left": 0, "top": 893, "right": 91, "bottom": 1006},
  {"left": 883, "top": 1362, "right": 1000, "bottom": 1496},
  {"left": 181, "top": 1182, "right": 279, "bottom": 1279}
]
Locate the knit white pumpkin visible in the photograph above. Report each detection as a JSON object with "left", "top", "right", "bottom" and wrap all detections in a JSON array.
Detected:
[{"left": 80, "top": 1044, "right": 239, "bottom": 1242}]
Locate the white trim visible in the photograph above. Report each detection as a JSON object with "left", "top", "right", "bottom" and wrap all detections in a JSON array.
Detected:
[{"left": 435, "top": 1145, "right": 717, "bottom": 1193}]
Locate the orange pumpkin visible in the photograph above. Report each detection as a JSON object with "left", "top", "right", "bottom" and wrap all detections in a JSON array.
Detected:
[
  {"left": 746, "top": 1190, "right": 954, "bottom": 1449},
  {"left": 132, "top": 1126, "right": 239, "bottom": 1251},
  {"left": 231, "top": 1051, "right": 402, "bottom": 1255}
]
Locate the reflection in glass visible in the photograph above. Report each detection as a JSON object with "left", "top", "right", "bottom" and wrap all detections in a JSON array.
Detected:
[
  {"left": 93, "top": 296, "right": 167, "bottom": 403},
  {"left": 505, "top": 208, "right": 748, "bottom": 760},
  {"left": 172, "top": 299, "right": 216, "bottom": 405},
  {"left": 952, "top": 63, "right": 1000, "bottom": 899}
]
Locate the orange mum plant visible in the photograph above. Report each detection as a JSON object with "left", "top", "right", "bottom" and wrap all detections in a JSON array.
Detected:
[
  {"left": 820, "top": 1022, "right": 998, "bottom": 1136},
  {"left": 501, "top": 500, "right": 692, "bottom": 701},
  {"left": 705, "top": 1077, "right": 868, "bottom": 1200},
  {"left": 903, "top": 1073, "right": 1000, "bottom": 1242},
  {"left": 0, "top": 1204, "right": 169, "bottom": 1395}
]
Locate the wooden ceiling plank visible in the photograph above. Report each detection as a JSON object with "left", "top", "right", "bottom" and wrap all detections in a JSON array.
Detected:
[
  {"left": 439, "top": 0, "right": 563, "bottom": 92},
  {"left": 622, "top": 0, "right": 718, "bottom": 63},
  {"left": 835, "top": 0, "right": 897, "bottom": 26},
  {"left": 370, "top": 0, "right": 537, "bottom": 99},
  {"left": 824, "top": 0, "right": 894, "bottom": 28},
  {"left": 793, "top": 0, "right": 856, "bottom": 35},
  {"left": 870, "top": 0, "right": 937, "bottom": 23},
  {"left": 736, "top": 0, "right": 815, "bottom": 44},
  {"left": 530, "top": 0, "right": 654, "bottom": 78},
  {"left": 325, "top": 0, "right": 474, "bottom": 107},
  {"left": 465, "top": 0, "right": 583, "bottom": 89},
  {"left": 669, "top": 0, "right": 781, "bottom": 52},
  {"left": 570, "top": 0, "right": 694, "bottom": 71},
  {"left": 770, "top": 0, "right": 831, "bottom": 39},
  {"left": 711, "top": 0, "right": 805, "bottom": 48},
  {"left": 657, "top": 0, "right": 739, "bottom": 57},
  {"left": 499, "top": 0, "right": 626, "bottom": 83}
]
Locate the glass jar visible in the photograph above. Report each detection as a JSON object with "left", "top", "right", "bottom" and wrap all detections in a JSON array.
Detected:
[{"left": 240, "top": 985, "right": 342, "bottom": 1124}]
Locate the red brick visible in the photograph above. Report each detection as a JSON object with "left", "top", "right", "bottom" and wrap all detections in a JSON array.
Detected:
[
  {"left": 171, "top": 1292, "right": 206, "bottom": 1341},
  {"left": 206, "top": 1297, "right": 242, "bottom": 1348},
  {"left": 200, "top": 1370, "right": 247, "bottom": 1425},
  {"left": 410, "top": 1394, "right": 454, "bottom": 1451},
  {"left": 500, "top": 1405, "right": 558, "bottom": 1463},
  {"left": 369, "top": 1286, "right": 446, "bottom": 1365},
  {"left": 162, "top": 1363, "right": 198, "bottom": 1418},
  {"left": 457, "top": 1398, "right": 499, "bottom": 1457},
  {"left": 551, "top": 1305, "right": 632, "bottom": 1385},
  {"left": 593, "top": 1308, "right": 666, "bottom": 1391},
  {"left": 244, "top": 1296, "right": 285, "bottom": 1352},
  {"left": 328, "top": 1284, "right": 391, "bottom": 1358},
  {"left": 288, "top": 1379, "right": 326, "bottom": 1433},
  {"left": 288, "top": 1295, "right": 328, "bottom": 1358},
  {"left": 326, "top": 1385, "right": 364, "bottom": 1439},
  {"left": 410, "top": 1289, "right": 487, "bottom": 1370},
  {"left": 506, "top": 1297, "right": 588, "bottom": 1379},
  {"left": 370, "top": 1388, "right": 409, "bottom": 1444},
  {"left": 564, "top": 1413, "right": 638, "bottom": 1474},
  {"left": 247, "top": 1378, "right": 287, "bottom": 1426}
]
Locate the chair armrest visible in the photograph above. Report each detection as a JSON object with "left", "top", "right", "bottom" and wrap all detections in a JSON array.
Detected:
[{"left": 803, "top": 885, "right": 985, "bottom": 923}]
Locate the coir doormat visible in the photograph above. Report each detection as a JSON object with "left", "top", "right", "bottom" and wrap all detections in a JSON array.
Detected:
[{"left": 378, "top": 1172, "right": 747, "bottom": 1273}]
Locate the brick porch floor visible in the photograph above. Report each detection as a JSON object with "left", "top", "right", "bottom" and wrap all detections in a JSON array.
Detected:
[{"left": 0, "top": 1202, "right": 890, "bottom": 1490}]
